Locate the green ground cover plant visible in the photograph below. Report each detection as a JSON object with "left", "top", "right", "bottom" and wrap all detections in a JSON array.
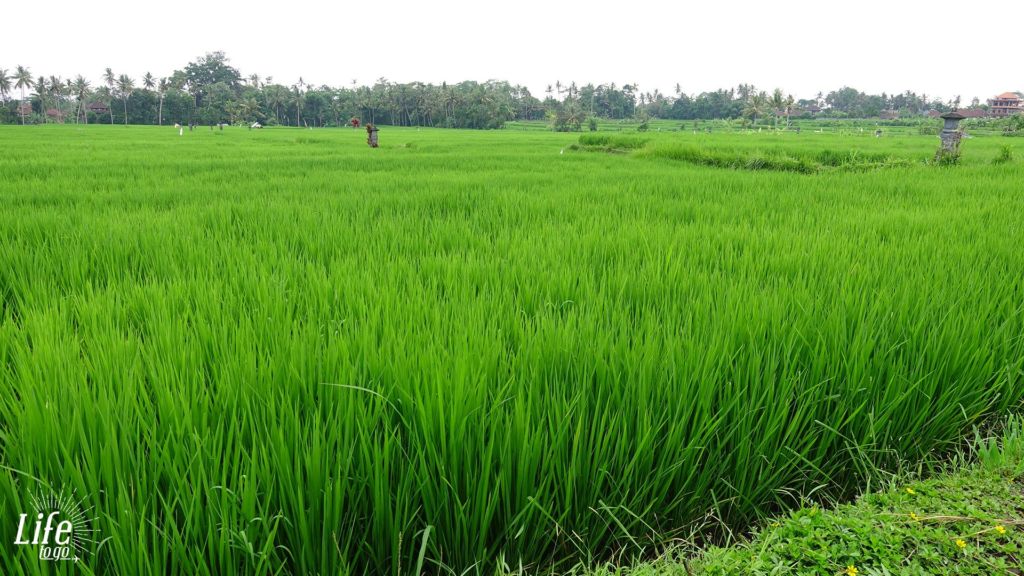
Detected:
[
  {"left": 695, "top": 420, "right": 1024, "bottom": 576},
  {"left": 572, "top": 417, "right": 1024, "bottom": 575}
]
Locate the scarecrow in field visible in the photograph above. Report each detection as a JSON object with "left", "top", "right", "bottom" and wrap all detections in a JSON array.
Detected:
[{"left": 366, "top": 123, "right": 379, "bottom": 148}]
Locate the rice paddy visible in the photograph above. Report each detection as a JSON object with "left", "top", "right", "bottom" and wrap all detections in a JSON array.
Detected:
[{"left": 0, "top": 124, "right": 1022, "bottom": 574}]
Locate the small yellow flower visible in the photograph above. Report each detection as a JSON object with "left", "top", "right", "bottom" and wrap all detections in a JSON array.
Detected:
[
  {"left": 996, "top": 525, "right": 1007, "bottom": 535},
  {"left": 844, "top": 565, "right": 858, "bottom": 576},
  {"left": 910, "top": 512, "right": 920, "bottom": 521},
  {"left": 905, "top": 487, "right": 916, "bottom": 495},
  {"left": 956, "top": 539, "right": 967, "bottom": 549},
  {"left": 770, "top": 521, "right": 780, "bottom": 528}
]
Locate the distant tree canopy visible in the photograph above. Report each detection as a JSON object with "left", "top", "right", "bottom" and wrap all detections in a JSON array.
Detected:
[{"left": 0, "top": 53, "right": 994, "bottom": 129}]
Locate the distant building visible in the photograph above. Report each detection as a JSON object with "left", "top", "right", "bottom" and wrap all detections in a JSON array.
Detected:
[
  {"left": 784, "top": 105, "right": 821, "bottom": 119},
  {"left": 45, "top": 108, "right": 65, "bottom": 121},
  {"left": 879, "top": 109, "right": 900, "bottom": 120},
  {"left": 957, "top": 108, "right": 988, "bottom": 119},
  {"left": 926, "top": 108, "right": 988, "bottom": 119},
  {"left": 85, "top": 101, "right": 110, "bottom": 116},
  {"left": 988, "top": 92, "right": 1023, "bottom": 117},
  {"left": 16, "top": 102, "right": 32, "bottom": 116}
]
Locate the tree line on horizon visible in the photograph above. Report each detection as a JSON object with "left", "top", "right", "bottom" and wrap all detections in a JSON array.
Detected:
[{"left": 0, "top": 52, "right": 994, "bottom": 130}]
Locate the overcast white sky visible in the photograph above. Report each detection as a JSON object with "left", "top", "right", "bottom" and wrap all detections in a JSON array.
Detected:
[{"left": 4, "top": 0, "right": 1021, "bottom": 102}]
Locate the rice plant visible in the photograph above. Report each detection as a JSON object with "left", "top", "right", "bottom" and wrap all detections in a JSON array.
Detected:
[{"left": 0, "top": 125, "right": 1022, "bottom": 574}]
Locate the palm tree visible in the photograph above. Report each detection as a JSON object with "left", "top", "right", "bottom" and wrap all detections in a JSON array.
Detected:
[
  {"left": 32, "top": 77, "right": 47, "bottom": 122},
  {"left": 15, "top": 65, "right": 33, "bottom": 124},
  {"left": 94, "top": 86, "right": 113, "bottom": 124},
  {"left": 142, "top": 73, "right": 155, "bottom": 124},
  {"left": 49, "top": 76, "right": 65, "bottom": 123},
  {"left": 784, "top": 94, "right": 795, "bottom": 129},
  {"left": 770, "top": 88, "right": 785, "bottom": 129},
  {"left": 0, "top": 69, "right": 11, "bottom": 103},
  {"left": 103, "top": 68, "right": 115, "bottom": 124},
  {"left": 71, "top": 75, "right": 90, "bottom": 124},
  {"left": 292, "top": 82, "right": 305, "bottom": 127},
  {"left": 443, "top": 85, "right": 456, "bottom": 125},
  {"left": 248, "top": 73, "right": 261, "bottom": 89},
  {"left": 265, "top": 85, "right": 286, "bottom": 125},
  {"left": 743, "top": 91, "right": 768, "bottom": 127},
  {"left": 116, "top": 74, "right": 134, "bottom": 125},
  {"left": 237, "top": 96, "right": 258, "bottom": 125},
  {"left": 157, "top": 77, "right": 168, "bottom": 125}
]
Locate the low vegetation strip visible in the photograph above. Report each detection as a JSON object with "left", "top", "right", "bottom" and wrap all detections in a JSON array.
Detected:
[
  {"left": 572, "top": 134, "right": 917, "bottom": 172},
  {"left": 639, "top": 143, "right": 821, "bottom": 173},
  {"left": 575, "top": 133, "right": 651, "bottom": 151},
  {"left": 697, "top": 468, "right": 1024, "bottom": 575},
  {"left": 575, "top": 419, "right": 1024, "bottom": 575}
]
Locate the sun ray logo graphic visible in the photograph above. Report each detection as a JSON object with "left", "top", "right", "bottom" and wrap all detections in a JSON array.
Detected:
[{"left": 13, "top": 486, "right": 100, "bottom": 562}]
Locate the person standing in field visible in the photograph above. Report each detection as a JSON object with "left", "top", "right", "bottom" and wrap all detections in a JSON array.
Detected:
[{"left": 366, "top": 124, "right": 379, "bottom": 148}]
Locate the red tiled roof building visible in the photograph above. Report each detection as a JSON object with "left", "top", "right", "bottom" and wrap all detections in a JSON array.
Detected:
[{"left": 988, "top": 92, "right": 1023, "bottom": 117}]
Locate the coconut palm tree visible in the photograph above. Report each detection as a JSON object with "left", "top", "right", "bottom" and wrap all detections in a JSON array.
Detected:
[
  {"left": 0, "top": 69, "right": 11, "bottom": 103},
  {"left": 93, "top": 86, "right": 113, "bottom": 124},
  {"left": 292, "top": 81, "right": 305, "bottom": 127},
  {"left": 49, "top": 76, "right": 65, "bottom": 123},
  {"left": 265, "top": 85, "right": 286, "bottom": 125},
  {"left": 157, "top": 77, "right": 168, "bottom": 125},
  {"left": 71, "top": 75, "right": 90, "bottom": 124},
  {"left": 116, "top": 74, "right": 134, "bottom": 125},
  {"left": 768, "top": 89, "right": 787, "bottom": 129},
  {"left": 103, "top": 68, "right": 115, "bottom": 124},
  {"left": 32, "top": 77, "right": 47, "bottom": 122},
  {"left": 249, "top": 73, "right": 261, "bottom": 89},
  {"left": 443, "top": 84, "right": 457, "bottom": 125},
  {"left": 143, "top": 72, "right": 155, "bottom": 91},
  {"left": 15, "top": 66, "right": 33, "bottom": 124},
  {"left": 237, "top": 95, "right": 259, "bottom": 125},
  {"left": 743, "top": 91, "right": 769, "bottom": 127}
]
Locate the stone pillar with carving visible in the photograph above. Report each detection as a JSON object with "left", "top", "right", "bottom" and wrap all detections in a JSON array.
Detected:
[{"left": 936, "top": 111, "right": 965, "bottom": 163}]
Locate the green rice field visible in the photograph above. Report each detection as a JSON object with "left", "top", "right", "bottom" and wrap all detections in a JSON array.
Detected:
[{"left": 1, "top": 125, "right": 1022, "bottom": 574}]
